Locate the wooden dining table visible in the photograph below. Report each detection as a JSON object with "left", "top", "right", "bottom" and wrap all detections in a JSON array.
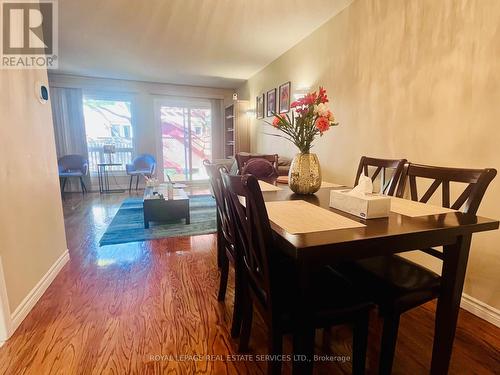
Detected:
[{"left": 261, "top": 185, "right": 499, "bottom": 375}]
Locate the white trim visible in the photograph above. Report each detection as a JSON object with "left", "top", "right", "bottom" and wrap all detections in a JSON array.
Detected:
[
  {"left": 461, "top": 293, "right": 500, "bottom": 327},
  {"left": 10, "top": 250, "right": 70, "bottom": 334},
  {"left": 0, "top": 257, "right": 12, "bottom": 346}
]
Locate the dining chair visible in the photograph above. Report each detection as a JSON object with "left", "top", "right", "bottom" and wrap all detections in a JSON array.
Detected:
[
  {"left": 126, "top": 154, "right": 156, "bottom": 192},
  {"left": 241, "top": 158, "right": 279, "bottom": 183},
  {"left": 221, "top": 171, "right": 373, "bottom": 375},
  {"left": 58, "top": 154, "right": 89, "bottom": 194},
  {"left": 203, "top": 160, "right": 244, "bottom": 338},
  {"left": 338, "top": 163, "right": 497, "bottom": 375},
  {"left": 235, "top": 153, "right": 279, "bottom": 177},
  {"left": 355, "top": 156, "right": 407, "bottom": 195},
  {"left": 204, "top": 159, "right": 230, "bottom": 268}
]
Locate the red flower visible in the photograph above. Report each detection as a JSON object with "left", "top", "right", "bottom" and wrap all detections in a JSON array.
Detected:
[
  {"left": 303, "top": 92, "right": 317, "bottom": 105},
  {"left": 315, "top": 116, "right": 330, "bottom": 133},
  {"left": 290, "top": 100, "right": 300, "bottom": 108},
  {"left": 272, "top": 115, "right": 283, "bottom": 127},
  {"left": 318, "top": 86, "right": 329, "bottom": 104}
]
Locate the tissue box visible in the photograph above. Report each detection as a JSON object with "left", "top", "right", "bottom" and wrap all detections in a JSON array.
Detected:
[{"left": 329, "top": 189, "right": 390, "bottom": 219}]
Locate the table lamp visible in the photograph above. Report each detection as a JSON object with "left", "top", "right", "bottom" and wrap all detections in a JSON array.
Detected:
[{"left": 103, "top": 144, "right": 116, "bottom": 164}]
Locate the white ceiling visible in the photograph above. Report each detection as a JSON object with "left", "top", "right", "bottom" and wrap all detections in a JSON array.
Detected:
[{"left": 56, "top": 0, "right": 352, "bottom": 88}]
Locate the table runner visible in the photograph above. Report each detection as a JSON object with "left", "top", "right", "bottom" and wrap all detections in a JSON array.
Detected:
[
  {"left": 265, "top": 200, "right": 365, "bottom": 234},
  {"left": 321, "top": 181, "right": 344, "bottom": 188},
  {"left": 275, "top": 176, "right": 343, "bottom": 189},
  {"left": 390, "top": 197, "right": 457, "bottom": 217},
  {"left": 258, "top": 180, "right": 282, "bottom": 192}
]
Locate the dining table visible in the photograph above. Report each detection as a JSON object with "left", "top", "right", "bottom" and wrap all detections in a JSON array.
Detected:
[{"left": 260, "top": 184, "right": 499, "bottom": 375}]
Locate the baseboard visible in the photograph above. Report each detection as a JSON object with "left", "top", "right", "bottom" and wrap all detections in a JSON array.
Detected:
[
  {"left": 10, "top": 250, "right": 70, "bottom": 333},
  {"left": 461, "top": 293, "right": 500, "bottom": 327},
  {"left": 0, "top": 257, "right": 12, "bottom": 346}
]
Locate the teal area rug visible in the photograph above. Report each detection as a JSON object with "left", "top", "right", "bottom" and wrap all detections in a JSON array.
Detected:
[{"left": 99, "top": 195, "right": 216, "bottom": 246}]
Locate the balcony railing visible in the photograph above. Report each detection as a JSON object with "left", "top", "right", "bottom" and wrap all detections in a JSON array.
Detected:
[{"left": 87, "top": 139, "right": 133, "bottom": 173}]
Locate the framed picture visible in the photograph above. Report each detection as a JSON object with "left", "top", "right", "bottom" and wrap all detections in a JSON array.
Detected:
[
  {"left": 266, "top": 88, "right": 277, "bottom": 117},
  {"left": 256, "top": 94, "right": 264, "bottom": 119},
  {"left": 279, "top": 81, "right": 291, "bottom": 113}
]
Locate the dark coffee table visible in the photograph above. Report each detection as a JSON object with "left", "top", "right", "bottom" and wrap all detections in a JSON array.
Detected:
[{"left": 143, "top": 185, "right": 190, "bottom": 229}]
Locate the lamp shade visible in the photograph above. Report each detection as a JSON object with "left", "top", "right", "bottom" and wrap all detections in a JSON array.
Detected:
[{"left": 103, "top": 144, "right": 116, "bottom": 154}]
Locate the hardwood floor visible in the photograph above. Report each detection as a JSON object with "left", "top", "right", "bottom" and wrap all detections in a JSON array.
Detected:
[{"left": 0, "top": 191, "right": 498, "bottom": 374}]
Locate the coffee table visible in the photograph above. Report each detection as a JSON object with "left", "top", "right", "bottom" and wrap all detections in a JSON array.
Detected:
[{"left": 143, "top": 185, "right": 190, "bottom": 229}]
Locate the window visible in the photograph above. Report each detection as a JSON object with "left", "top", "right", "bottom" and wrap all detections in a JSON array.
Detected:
[
  {"left": 82, "top": 96, "right": 134, "bottom": 172},
  {"left": 158, "top": 99, "right": 212, "bottom": 181}
]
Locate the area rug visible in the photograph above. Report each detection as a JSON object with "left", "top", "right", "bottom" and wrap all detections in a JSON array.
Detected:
[{"left": 99, "top": 195, "right": 216, "bottom": 246}]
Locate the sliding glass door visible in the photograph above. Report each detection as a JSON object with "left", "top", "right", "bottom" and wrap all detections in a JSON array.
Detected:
[{"left": 157, "top": 99, "right": 212, "bottom": 182}]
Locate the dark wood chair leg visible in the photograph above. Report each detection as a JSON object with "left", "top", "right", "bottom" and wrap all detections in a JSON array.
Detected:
[
  {"left": 238, "top": 299, "right": 253, "bottom": 352},
  {"left": 135, "top": 175, "right": 140, "bottom": 190},
  {"left": 61, "top": 177, "right": 67, "bottom": 193},
  {"left": 268, "top": 328, "right": 283, "bottom": 375},
  {"left": 378, "top": 312, "right": 400, "bottom": 375},
  {"left": 216, "top": 214, "right": 224, "bottom": 268},
  {"left": 292, "top": 326, "right": 315, "bottom": 375},
  {"left": 217, "top": 254, "right": 229, "bottom": 302},
  {"left": 352, "top": 311, "right": 370, "bottom": 375},
  {"left": 230, "top": 264, "right": 244, "bottom": 339},
  {"left": 129, "top": 175, "right": 133, "bottom": 192},
  {"left": 79, "top": 177, "right": 86, "bottom": 194},
  {"left": 322, "top": 327, "right": 332, "bottom": 352}
]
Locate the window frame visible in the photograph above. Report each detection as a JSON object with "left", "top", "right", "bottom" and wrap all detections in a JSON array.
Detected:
[{"left": 82, "top": 91, "right": 137, "bottom": 176}]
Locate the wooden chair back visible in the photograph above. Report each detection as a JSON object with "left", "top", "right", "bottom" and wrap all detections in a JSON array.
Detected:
[
  {"left": 235, "top": 153, "right": 279, "bottom": 175},
  {"left": 203, "top": 160, "right": 235, "bottom": 248},
  {"left": 221, "top": 171, "right": 275, "bottom": 312},
  {"left": 397, "top": 163, "right": 496, "bottom": 214},
  {"left": 396, "top": 163, "right": 496, "bottom": 259},
  {"left": 355, "top": 156, "right": 407, "bottom": 196}
]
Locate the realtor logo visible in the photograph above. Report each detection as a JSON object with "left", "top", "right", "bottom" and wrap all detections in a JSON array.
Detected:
[{"left": 1, "top": 0, "right": 58, "bottom": 69}]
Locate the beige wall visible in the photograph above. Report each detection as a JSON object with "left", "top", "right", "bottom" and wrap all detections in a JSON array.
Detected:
[
  {"left": 238, "top": 0, "right": 500, "bottom": 309},
  {"left": 0, "top": 69, "right": 68, "bottom": 313}
]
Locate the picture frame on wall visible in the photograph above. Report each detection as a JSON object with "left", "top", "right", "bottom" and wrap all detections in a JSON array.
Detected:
[
  {"left": 266, "top": 88, "right": 277, "bottom": 117},
  {"left": 256, "top": 94, "right": 264, "bottom": 119},
  {"left": 278, "top": 81, "right": 291, "bottom": 114}
]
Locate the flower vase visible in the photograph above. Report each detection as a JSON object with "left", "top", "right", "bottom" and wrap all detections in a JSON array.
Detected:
[{"left": 288, "top": 153, "right": 321, "bottom": 194}]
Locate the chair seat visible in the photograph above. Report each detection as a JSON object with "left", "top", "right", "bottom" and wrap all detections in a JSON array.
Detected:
[
  {"left": 270, "top": 254, "right": 373, "bottom": 330},
  {"left": 127, "top": 170, "right": 152, "bottom": 176},
  {"left": 59, "top": 170, "right": 84, "bottom": 177},
  {"left": 335, "top": 255, "right": 441, "bottom": 314}
]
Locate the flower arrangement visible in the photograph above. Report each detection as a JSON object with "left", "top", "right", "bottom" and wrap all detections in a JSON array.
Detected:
[{"left": 268, "top": 87, "right": 338, "bottom": 154}]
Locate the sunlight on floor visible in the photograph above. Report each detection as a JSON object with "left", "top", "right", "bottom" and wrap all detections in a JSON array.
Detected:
[
  {"left": 96, "top": 242, "right": 144, "bottom": 267},
  {"left": 91, "top": 204, "right": 115, "bottom": 227}
]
